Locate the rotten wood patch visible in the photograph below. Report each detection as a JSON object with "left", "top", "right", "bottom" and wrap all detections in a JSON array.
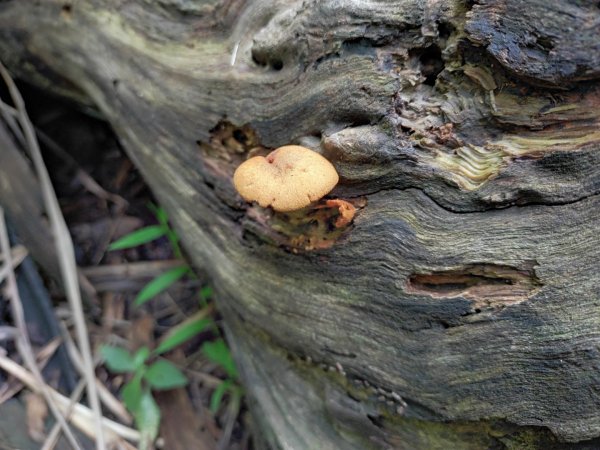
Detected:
[
  {"left": 406, "top": 262, "right": 542, "bottom": 311},
  {"left": 245, "top": 197, "right": 364, "bottom": 252}
]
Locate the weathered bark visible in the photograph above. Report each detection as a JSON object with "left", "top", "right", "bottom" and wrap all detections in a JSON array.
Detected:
[{"left": 1, "top": 0, "right": 600, "bottom": 448}]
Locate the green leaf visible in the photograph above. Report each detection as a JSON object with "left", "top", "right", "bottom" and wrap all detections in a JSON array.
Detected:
[
  {"left": 135, "top": 389, "right": 161, "bottom": 448},
  {"left": 133, "top": 347, "right": 150, "bottom": 369},
  {"left": 202, "top": 339, "right": 238, "bottom": 378},
  {"left": 165, "top": 228, "right": 182, "bottom": 257},
  {"left": 210, "top": 379, "right": 232, "bottom": 414},
  {"left": 199, "top": 286, "right": 213, "bottom": 302},
  {"left": 134, "top": 265, "right": 189, "bottom": 306},
  {"left": 154, "top": 317, "right": 212, "bottom": 355},
  {"left": 147, "top": 203, "right": 184, "bottom": 257},
  {"left": 122, "top": 375, "right": 143, "bottom": 413},
  {"left": 100, "top": 346, "right": 135, "bottom": 373},
  {"left": 167, "top": 234, "right": 182, "bottom": 259},
  {"left": 108, "top": 225, "right": 167, "bottom": 251},
  {"left": 144, "top": 359, "right": 188, "bottom": 390},
  {"left": 198, "top": 286, "right": 213, "bottom": 308},
  {"left": 149, "top": 204, "right": 169, "bottom": 226}
]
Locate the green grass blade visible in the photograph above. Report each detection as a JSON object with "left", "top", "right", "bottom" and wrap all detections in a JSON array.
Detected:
[
  {"left": 210, "top": 380, "right": 232, "bottom": 414},
  {"left": 165, "top": 228, "right": 182, "bottom": 259},
  {"left": 154, "top": 317, "right": 212, "bottom": 355},
  {"left": 148, "top": 204, "right": 168, "bottom": 226},
  {"left": 134, "top": 265, "right": 189, "bottom": 306},
  {"left": 108, "top": 225, "right": 167, "bottom": 251},
  {"left": 148, "top": 204, "right": 183, "bottom": 257},
  {"left": 199, "top": 285, "right": 213, "bottom": 302},
  {"left": 202, "top": 339, "right": 238, "bottom": 379}
]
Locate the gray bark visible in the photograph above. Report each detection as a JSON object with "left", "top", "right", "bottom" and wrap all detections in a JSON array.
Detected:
[{"left": 1, "top": 0, "right": 600, "bottom": 448}]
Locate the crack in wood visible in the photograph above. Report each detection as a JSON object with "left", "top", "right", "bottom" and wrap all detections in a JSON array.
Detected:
[{"left": 406, "top": 262, "right": 542, "bottom": 310}]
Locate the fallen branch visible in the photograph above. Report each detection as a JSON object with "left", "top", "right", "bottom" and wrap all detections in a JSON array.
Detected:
[
  {"left": 0, "top": 353, "right": 146, "bottom": 445},
  {"left": 0, "top": 207, "right": 81, "bottom": 448},
  {"left": 0, "top": 61, "right": 106, "bottom": 449}
]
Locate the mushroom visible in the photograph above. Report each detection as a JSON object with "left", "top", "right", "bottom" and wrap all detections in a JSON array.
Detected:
[{"left": 233, "top": 145, "right": 339, "bottom": 212}]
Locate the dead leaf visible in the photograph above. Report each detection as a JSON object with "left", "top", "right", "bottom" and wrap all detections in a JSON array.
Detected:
[
  {"left": 129, "top": 314, "right": 155, "bottom": 350},
  {"left": 24, "top": 390, "right": 48, "bottom": 442},
  {"left": 155, "top": 350, "right": 216, "bottom": 450}
]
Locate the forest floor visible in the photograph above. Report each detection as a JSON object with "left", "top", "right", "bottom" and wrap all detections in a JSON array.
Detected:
[{"left": 0, "top": 81, "right": 251, "bottom": 450}]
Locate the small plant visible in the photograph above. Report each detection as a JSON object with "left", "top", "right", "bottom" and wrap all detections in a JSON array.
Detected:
[
  {"left": 105, "top": 204, "right": 243, "bottom": 440},
  {"left": 108, "top": 204, "right": 190, "bottom": 306},
  {"left": 202, "top": 338, "right": 243, "bottom": 413},
  {"left": 100, "top": 345, "right": 187, "bottom": 448},
  {"left": 108, "top": 204, "right": 182, "bottom": 257}
]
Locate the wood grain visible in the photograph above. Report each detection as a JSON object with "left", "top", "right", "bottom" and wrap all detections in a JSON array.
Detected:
[{"left": 1, "top": 0, "right": 599, "bottom": 447}]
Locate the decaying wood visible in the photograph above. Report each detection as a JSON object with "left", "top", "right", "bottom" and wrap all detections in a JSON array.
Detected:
[
  {"left": 1, "top": 0, "right": 599, "bottom": 448},
  {"left": 0, "top": 121, "right": 60, "bottom": 282}
]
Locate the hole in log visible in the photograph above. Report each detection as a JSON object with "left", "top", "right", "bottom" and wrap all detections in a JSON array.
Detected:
[
  {"left": 438, "top": 22, "right": 455, "bottom": 40},
  {"left": 367, "top": 414, "right": 384, "bottom": 428},
  {"left": 410, "top": 45, "right": 444, "bottom": 86},
  {"left": 251, "top": 50, "right": 266, "bottom": 67},
  {"left": 251, "top": 48, "right": 284, "bottom": 71},
  {"left": 271, "top": 59, "right": 283, "bottom": 71},
  {"left": 60, "top": 3, "right": 72, "bottom": 19},
  {"left": 232, "top": 129, "right": 248, "bottom": 145},
  {"left": 406, "top": 262, "right": 542, "bottom": 310}
]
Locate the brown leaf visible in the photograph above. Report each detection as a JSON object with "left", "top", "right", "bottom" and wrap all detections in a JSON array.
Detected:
[
  {"left": 24, "top": 391, "right": 48, "bottom": 442},
  {"left": 155, "top": 351, "right": 216, "bottom": 450},
  {"left": 129, "top": 313, "right": 155, "bottom": 350}
]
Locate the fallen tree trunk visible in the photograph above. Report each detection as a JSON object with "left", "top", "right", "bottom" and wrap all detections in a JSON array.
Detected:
[{"left": 1, "top": 0, "right": 600, "bottom": 448}]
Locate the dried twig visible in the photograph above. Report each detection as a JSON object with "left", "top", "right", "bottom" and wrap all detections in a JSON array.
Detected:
[
  {"left": 0, "top": 101, "right": 26, "bottom": 147},
  {"left": 0, "top": 244, "right": 28, "bottom": 281},
  {"left": 0, "top": 61, "right": 106, "bottom": 449},
  {"left": 0, "top": 338, "right": 62, "bottom": 405},
  {"left": 59, "top": 321, "right": 132, "bottom": 424},
  {"left": 187, "top": 370, "right": 224, "bottom": 390},
  {"left": 41, "top": 379, "right": 86, "bottom": 450},
  {"left": 217, "top": 392, "right": 242, "bottom": 450},
  {"left": 0, "top": 353, "right": 146, "bottom": 445},
  {"left": 0, "top": 208, "right": 81, "bottom": 448},
  {"left": 81, "top": 259, "right": 184, "bottom": 292}
]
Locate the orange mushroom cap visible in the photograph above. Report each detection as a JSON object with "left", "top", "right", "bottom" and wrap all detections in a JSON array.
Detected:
[{"left": 233, "top": 145, "right": 339, "bottom": 212}]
